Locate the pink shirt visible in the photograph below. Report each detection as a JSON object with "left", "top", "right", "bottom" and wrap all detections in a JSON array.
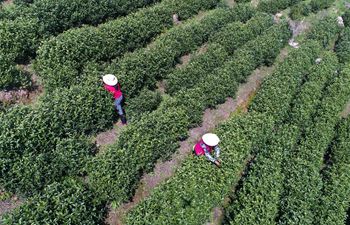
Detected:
[
  {"left": 194, "top": 139, "right": 213, "bottom": 156},
  {"left": 104, "top": 83, "right": 122, "bottom": 99}
]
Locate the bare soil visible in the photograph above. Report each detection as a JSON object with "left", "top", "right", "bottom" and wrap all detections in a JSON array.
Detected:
[
  {"left": 341, "top": 100, "right": 350, "bottom": 118},
  {"left": 95, "top": 124, "right": 124, "bottom": 152},
  {"left": 251, "top": 0, "right": 259, "bottom": 8},
  {"left": 156, "top": 80, "right": 166, "bottom": 95},
  {"left": 225, "top": 0, "right": 236, "bottom": 8},
  {"left": 2, "top": 0, "right": 12, "bottom": 6},
  {"left": 107, "top": 51, "right": 283, "bottom": 224},
  {"left": 0, "top": 194, "right": 23, "bottom": 221},
  {"left": 289, "top": 20, "right": 312, "bottom": 38},
  {"left": 176, "top": 43, "right": 208, "bottom": 69},
  {"left": 0, "top": 64, "right": 43, "bottom": 106}
]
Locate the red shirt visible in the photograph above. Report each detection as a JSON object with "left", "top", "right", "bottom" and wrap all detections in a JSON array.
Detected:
[
  {"left": 104, "top": 83, "right": 122, "bottom": 99},
  {"left": 194, "top": 139, "right": 213, "bottom": 156}
]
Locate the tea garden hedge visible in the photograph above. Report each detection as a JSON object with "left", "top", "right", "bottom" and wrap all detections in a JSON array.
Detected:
[{"left": 1, "top": 0, "right": 350, "bottom": 224}]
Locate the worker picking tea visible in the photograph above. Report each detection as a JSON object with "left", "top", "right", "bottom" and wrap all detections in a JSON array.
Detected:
[{"left": 193, "top": 133, "right": 221, "bottom": 167}]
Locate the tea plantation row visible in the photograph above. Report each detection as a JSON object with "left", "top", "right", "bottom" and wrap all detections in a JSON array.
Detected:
[
  {"left": 0, "top": 0, "right": 219, "bottom": 89},
  {"left": 124, "top": 40, "right": 322, "bottom": 225},
  {"left": 125, "top": 16, "right": 348, "bottom": 225},
  {"left": 2, "top": 15, "right": 290, "bottom": 225},
  {"left": 0, "top": 4, "right": 255, "bottom": 196},
  {"left": 0, "top": 0, "right": 160, "bottom": 89},
  {"left": 34, "top": 0, "right": 220, "bottom": 90}
]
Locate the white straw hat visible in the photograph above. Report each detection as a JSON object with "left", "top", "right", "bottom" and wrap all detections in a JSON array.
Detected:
[
  {"left": 202, "top": 133, "right": 220, "bottom": 147},
  {"left": 102, "top": 74, "right": 118, "bottom": 86}
]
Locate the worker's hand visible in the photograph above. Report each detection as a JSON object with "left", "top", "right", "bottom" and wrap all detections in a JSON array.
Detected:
[{"left": 214, "top": 160, "right": 221, "bottom": 168}]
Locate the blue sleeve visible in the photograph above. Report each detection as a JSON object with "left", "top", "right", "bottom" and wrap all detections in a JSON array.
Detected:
[
  {"left": 214, "top": 146, "right": 220, "bottom": 158},
  {"left": 201, "top": 143, "right": 216, "bottom": 163}
]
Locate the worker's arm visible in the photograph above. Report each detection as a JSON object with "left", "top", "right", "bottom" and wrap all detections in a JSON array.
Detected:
[
  {"left": 214, "top": 146, "right": 220, "bottom": 158},
  {"left": 201, "top": 143, "right": 216, "bottom": 163}
]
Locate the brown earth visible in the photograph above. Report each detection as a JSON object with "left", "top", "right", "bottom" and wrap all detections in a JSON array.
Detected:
[
  {"left": 2, "top": 0, "right": 12, "bottom": 6},
  {"left": 95, "top": 124, "right": 125, "bottom": 153},
  {"left": 341, "top": 100, "right": 350, "bottom": 118},
  {"left": 176, "top": 43, "right": 209, "bottom": 70},
  {"left": 0, "top": 194, "right": 23, "bottom": 221},
  {"left": 0, "top": 64, "right": 43, "bottom": 106}
]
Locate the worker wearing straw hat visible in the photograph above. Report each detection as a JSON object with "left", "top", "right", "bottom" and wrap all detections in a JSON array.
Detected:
[
  {"left": 102, "top": 74, "right": 127, "bottom": 125},
  {"left": 193, "top": 133, "right": 221, "bottom": 167}
]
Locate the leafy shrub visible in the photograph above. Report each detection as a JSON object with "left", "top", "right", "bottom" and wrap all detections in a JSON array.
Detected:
[
  {"left": 257, "top": 0, "right": 303, "bottom": 14},
  {"left": 2, "top": 135, "right": 95, "bottom": 195},
  {"left": 166, "top": 13, "right": 273, "bottom": 95},
  {"left": 307, "top": 16, "right": 341, "bottom": 49},
  {"left": 343, "top": 10, "right": 350, "bottom": 27},
  {"left": 278, "top": 62, "right": 350, "bottom": 225},
  {"left": 0, "top": 0, "right": 165, "bottom": 90},
  {"left": 2, "top": 0, "right": 162, "bottom": 35},
  {"left": 225, "top": 51, "right": 339, "bottom": 224},
  {"left": 0, "top": 77, "right": 113, "bottom": 194},
  {"left": 310, "top": 0, "right": 336, "bottom": 13},
  {"left": 126, "top": 113, "right": 275, "bottom": 225},
  {"left": 107, "top": 5, "right": 255, "bottom": 98},
  {"left": 250, "top": 41, "right": 322, "bottom": 122},
  {"left": 13, "top": 0, "right": 34, "bottom": 4},
  {"left": 34, "top": 0, "right": 221, "bottom": 90},
  {"left": 0, "top": 54, "right": 30, "bottom": 90},
  {"left": 38, "top": 4, "right": 254, "bottom": 91},
  {"left": 0, "top": 17, "right": 39, "bottom": 61},
  {"left": 88, "top": 22, "right": 290, "bottom": 207},
  {"left": 0, "top": 5, "right": 249, "bottom": 193},
  {"left": 2, "top": 178, "right": 106, "bottom": 224},
  {"left": 210, "top": 12, "right": 273, "bottom": 53},
  {"left": 224, "top": 125, "right": 299, "bottom": 225},
  {"left": 315, "top": 116, "right": 350, "bottom": 224},
  {"left": 165, "top": 44, "right": 229, "bottom": 95},
  {"left": 125, "top": 89, "right": 162, "bottom": 122},
  {"left": 88, "top": 107, "right": 190, "bottom": 204},
  {"left": 289, "top": 1, "right": 311, "bottom": 20},
  {"left": 335, "top": 27, "right": 350, "bottom": 63}
]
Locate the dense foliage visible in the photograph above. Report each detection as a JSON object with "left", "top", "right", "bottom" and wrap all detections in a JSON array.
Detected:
[
  {"left": 225, "top": 51, "right": 340, "bottom": 224},
  {"left": 307, "top": 16, "right": 341, "bottom": 49},
  {"left": 0, "top": 0, "right": 163, "bottom": 89},
  {"left": 165, "top": 13, "right": 273, "bottom": 95},
  {"left": 1, "top": 0, "right": 162, "bottom": 36},
  {"left": 126, "top": 113, "right": 275, "bottom": 225},
  {"left": 289, "top": 2, "right": 312, "bottom": 20},
  {"left": 34, "top": 0, "right": 221, "bottom": 90},
  {"left": 315, "top": 113, "right": 350, "bottom": 224},
  {"left": 0, "top": 5, "right": 254, "bottom": 195},
  {"left": 96, "top": 23, "right": 290, "bottom": 221},
  {"left": 257, "top": 0, "right": 303, "bottom": 14},
  {"left": 249, "top": 41, "right": 322, "bottom": 122},
  {"left": 0, "top": 79, "right": 112, "bottom": 194},
  {"left": 310, "top": 0, "right": 336, "bottom": 13},
  {"left": 103, "top": 5, "right": 255, "bottom": 98},
  {"left": 2, "top": 178, "right": 106, "bottom": 225},
  {"left": 0, "top": 17, "right": 39, "bottom": 61},
  {"left": 125, "top": 88, "right": 162, "bottom": 122},
  {"left": 343, "top": 10, "right": 350, "bottom": 27},
  {"left": 278, "top": 61, "right": 350, "bottom": 225},
  {"left": 335, "top": 27, "right": 350, "bottom": 64},
  {"left": 0, "top": 54, "right": 30, "bottom": 90}
]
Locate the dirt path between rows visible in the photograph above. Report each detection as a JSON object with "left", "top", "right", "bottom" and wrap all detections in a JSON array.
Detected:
[
  {"left": 2, "top": 0, "right": 12, "bottom": 6},
  {"left": 0, "top": 194, "right": 23, "bottom": 222},
  {"left": 107, "top": 46, "right": 287, "bottom": 224},
  {"left": 0, "top": 64, "right": 43, "bottom": 106},
  {"left": 95, "top": 124, "right": 124, "bottom": 153}
]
